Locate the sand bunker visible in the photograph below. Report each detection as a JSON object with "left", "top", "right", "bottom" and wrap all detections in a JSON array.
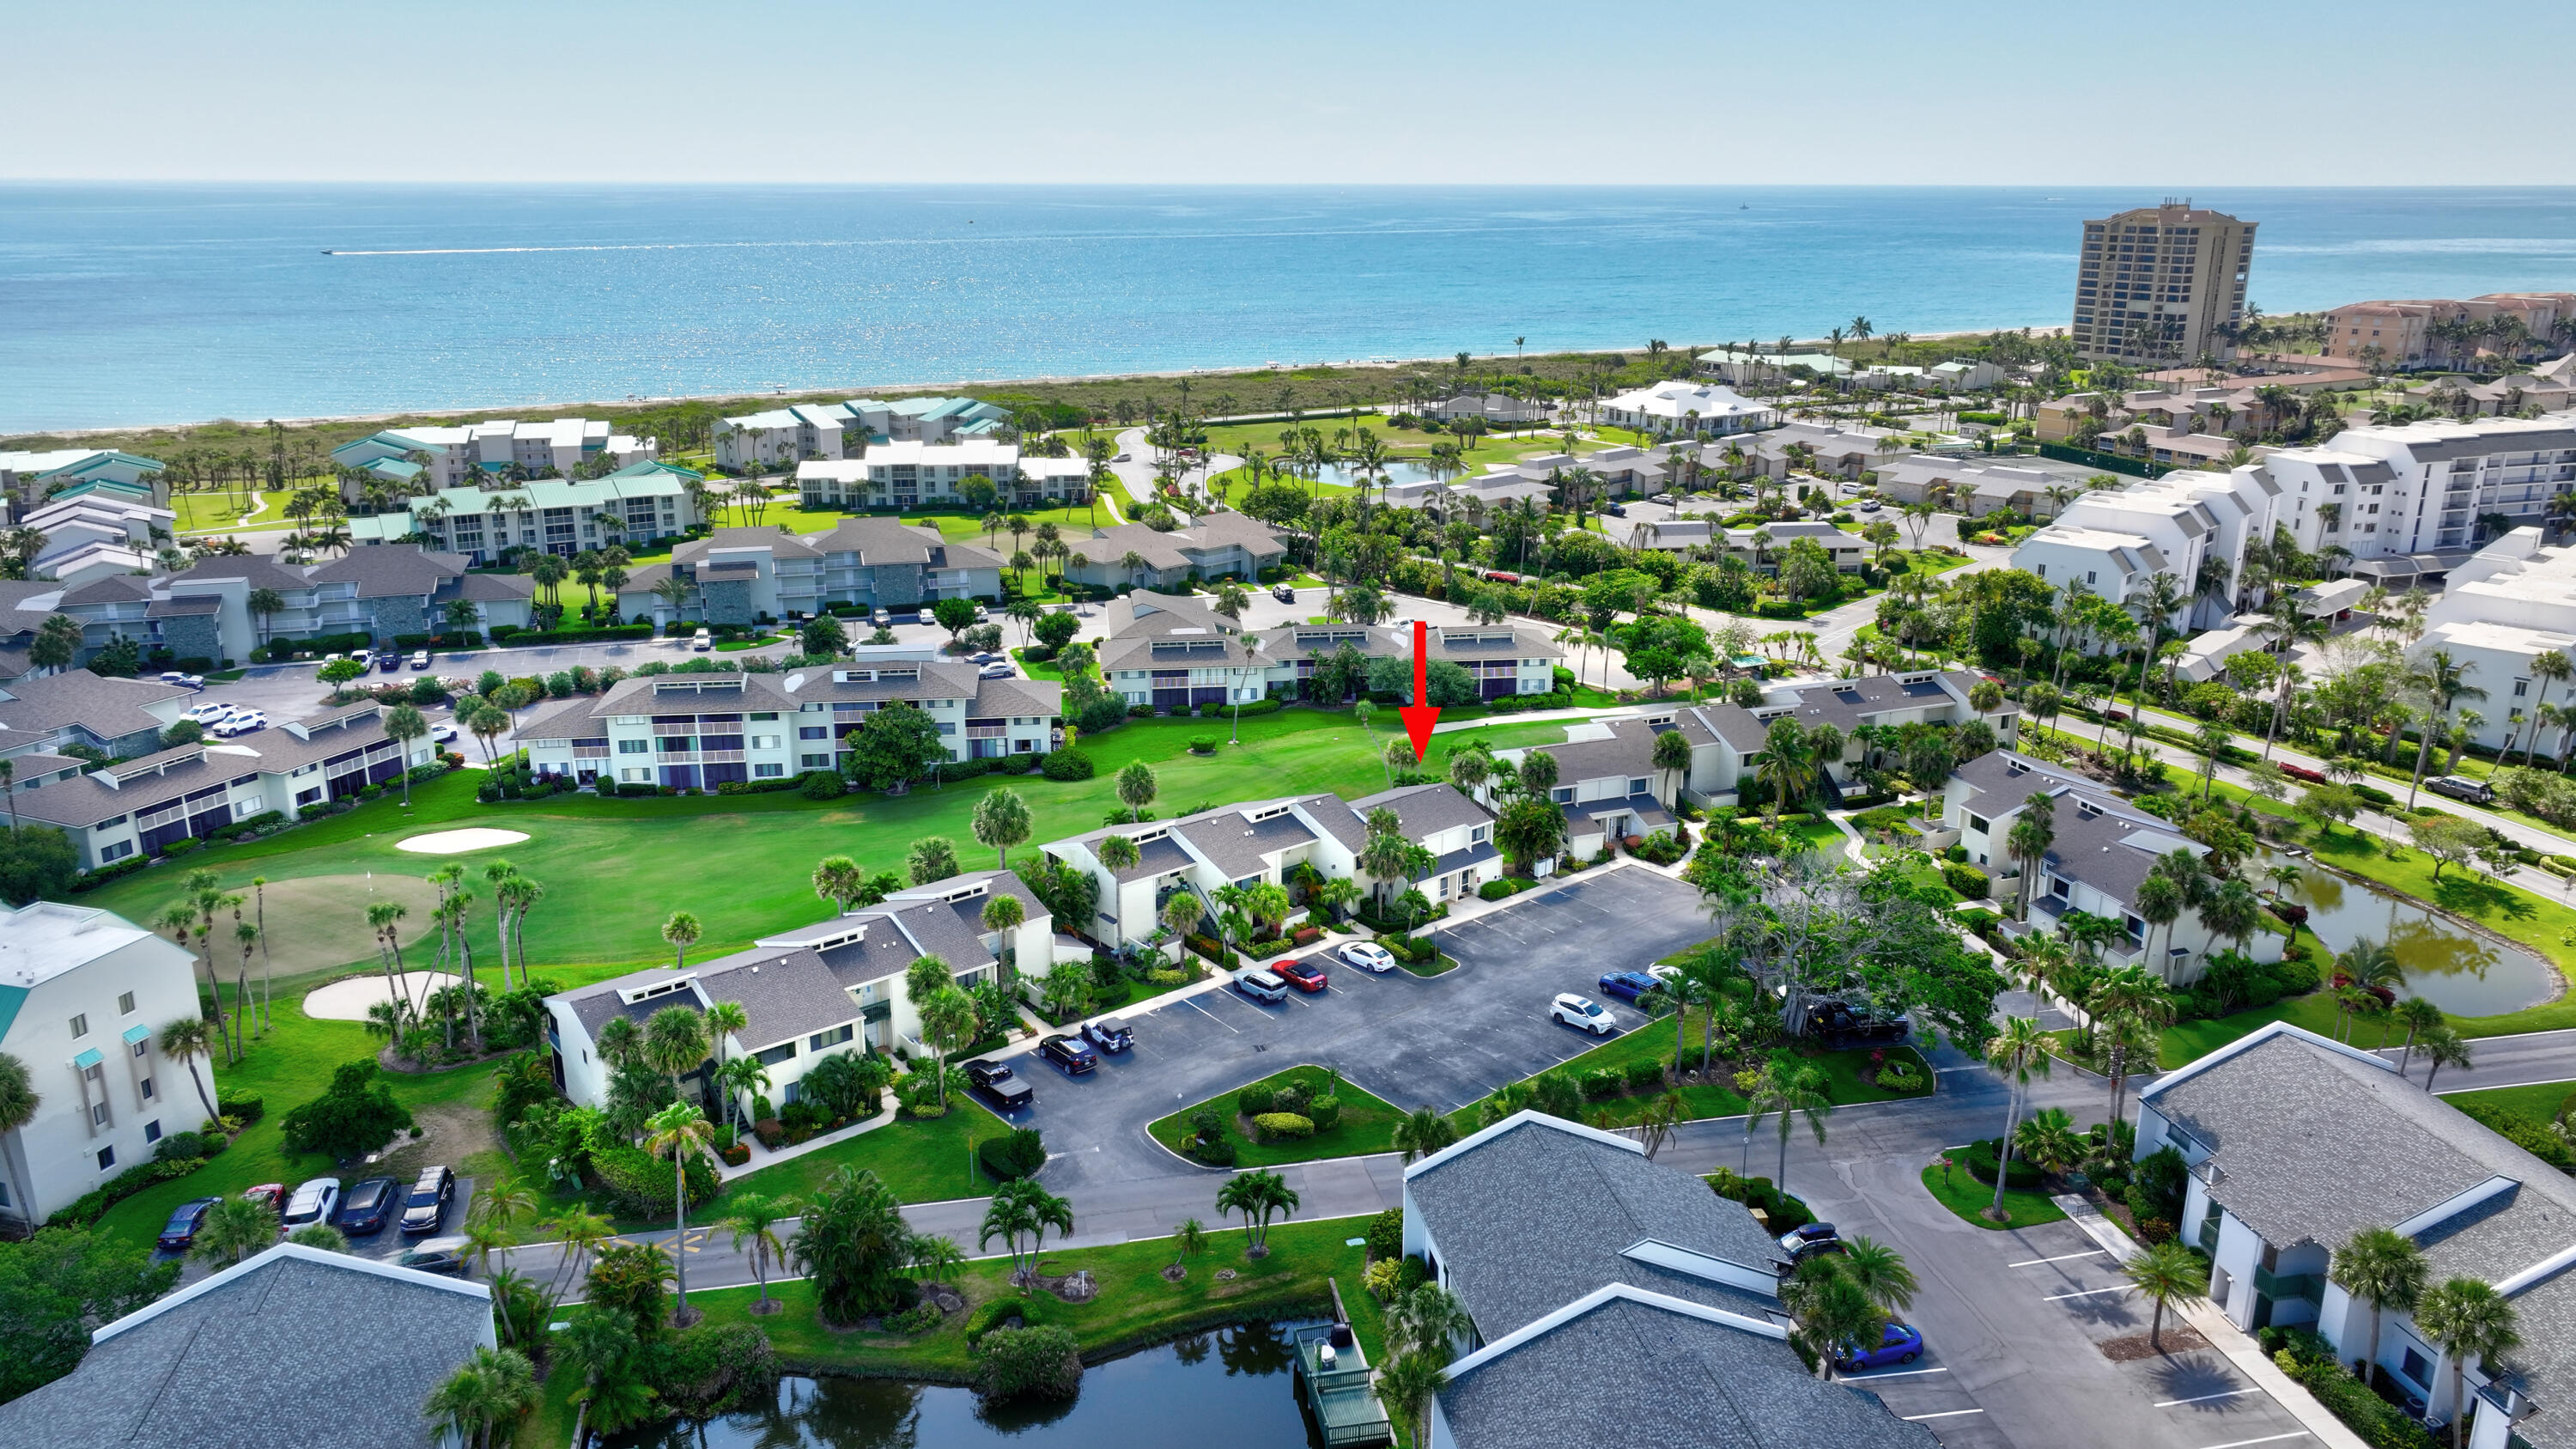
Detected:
[
  {"left": 396, "top": 827, "right": 530, "bottom": 855},
  {"left": 304, "top": 971, "right": 464, "bottom": 1021}
]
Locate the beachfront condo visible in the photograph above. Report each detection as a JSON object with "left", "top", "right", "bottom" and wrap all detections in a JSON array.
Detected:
[{"left": 2069, "top": 202, "right": 2257, "bottom": 367}]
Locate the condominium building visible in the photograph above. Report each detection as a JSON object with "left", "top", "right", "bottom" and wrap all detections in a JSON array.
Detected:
[
  {"left": 611, "top": 521, "right": 1005, "bottom": 624},
  {"left": 349, "top": 459, "right": 708, "bottom": 563},
  {"left": 793, "top": 441, "right": 1091, "bottom": 512},
  {"left": 2323, "top": 293, "right": 2576, "bottom": 368},
  {"left": 2266, "top": 413, "right": 2576, "bottom": 569},
  {"left": 330, "top": 418, "right": 658, "bottom": 491},
  {"left": 513, "top": 655, "right": 1061, "bottom": 789},
  {"left": 2406, "top": 527, "right": 2576, "bottom": 753},
  {"left": 1063, "top": 513, "right": 1288, "bottom": 591},
  {"left": 106, "top": 546, "right": 538, "bottom": 663},
  {"left": 716, "top": 397, "right": 1012, "bottom": 471},
  {"left": 0, "top": 449, "right": 169, "bottom": 514},
  {"left": 2070, "top": 202, "right": 2257, "bottom": 365},
  {"left": 0, "top": 900, "right": 213, "bottom": 1227},
  {"left": 1089, "top": 590, "right": 1563, "bottom": 706},
  {"left": 1596, "top": 381, "right": 1776, "bottom": 437},
  {"left": 2008, "top": 463, "right": 2284, "bottom": 631}
]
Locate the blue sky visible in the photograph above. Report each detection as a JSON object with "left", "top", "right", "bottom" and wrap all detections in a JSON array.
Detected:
[{"left": 11, "top": 0, "right": 2574, "bottom": 184}]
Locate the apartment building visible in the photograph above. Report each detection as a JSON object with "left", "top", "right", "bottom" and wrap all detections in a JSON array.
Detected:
[
  {"left": 1877, "top": 455, "right": 2104, "bottom": 517},
  {"left": 1036, "top": 783, "right": 1497, "bottom": 949},
  {"left": 2070, "top": 202, "right": 2257, "bottom": 365},
  {"left": 101, "top": 546, "right": 539, "bottom": 662},
  {"left": 614, "top": 521, "right": 1005, "bottom": 626},
  {"left": 1426, "top": 393, "right": 1550, "bottom": 425},
  {"left": 349, "top": 459, "right": 708, "bottom": 563},
  {"left": 1737, "top": 419, "right": 1915, "bottom": 481},
  {"left": 1403, "top": 1111, "right": 1937, "bottom": 1449},
  {"left": 1662, "top": 670, "right": 2014, "bottom": 806},
  {"left": 716, "top": 397, "right": 1012, "bottom": 471},
  {"left": 330, "top": 419, "right": 658, "bottom": 492},
  {"left": 1480, "top": 717, "right": 1681, "bottom": 858},
  {"left": 2137, "top": 1023, "right": 2576, "bottom": 1449},
  {"left": 9, "top": 702, "right": 441, "bottom": 870},
  {"left": 1943, "top": 750, "right": 2268, "bottom": 983},
  {"left": 794, "top": 440, "right": 1092, "bottom": 511},
  {"left": 0, "top": 449, "right": 169, "bottom": 514},
  {"left": 1597, "top": 380, "right": 1776, "bottom": 437},
  {"left": 0, "top": 900, "right": 210, "bottom": 1226},
  {"left": 546, "top": 871, "right": 1055, "bottom": 1113},
  {"left": 0, "top": 667, "right": 197, "bottom": 783},
  {"left": 2405, "top": 528, "right": 2576, "bottom": 752},
  {"left": 20, "top": 488, "right": 175, "bottom": 588},
  {"left": 2324, "top": 293, "right": 2576, "bottom": 368},
  {"left": 514, "top": 655, "right": 1061, "bottom": 788},
  {"left": 1064, "top": 513, "right": 1287, "bottom": 590},
  {"left": 2009, "top": 463, "right": 2283, "bottom": 632},
  {"left": 1091, "top": 592, "right": 1563, "bottom": 707},
  {"left": 2267, "top": 414, "right": 2576, "bottom": 569}
]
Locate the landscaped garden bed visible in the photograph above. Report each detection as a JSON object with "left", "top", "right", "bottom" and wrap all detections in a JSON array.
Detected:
[{"left": 1147, "top": 1065, "right": 1406, "bottom": 1168}]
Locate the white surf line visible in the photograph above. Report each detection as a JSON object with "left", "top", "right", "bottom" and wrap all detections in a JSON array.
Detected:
[
  {"left": 2010, "top": 1249, "right": 2111, "bottom": 1268},
  {"left": 2042, "top": 1285, "right": 2133, "bottom": 1301},
  {"left": 1900, "top": 1409, "right": 1985, "bottom": 1422},
  {"left": 2156, "top": 1388, "right": 2262, "bottom": 1407}
]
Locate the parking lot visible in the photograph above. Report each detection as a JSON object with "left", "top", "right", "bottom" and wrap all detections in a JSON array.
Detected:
[
  {"left": 987, "top": 867, "right": 1722, "bottom": 1192},
  {"left": 155, "top": 1173, "right": 477, "bottom": 1276}
]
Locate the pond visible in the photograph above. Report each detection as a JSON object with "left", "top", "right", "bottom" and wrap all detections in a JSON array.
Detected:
[
  {"left": 608, "top": 1320, "right": 1334, "bottom": 1449},
  {"left": 2276, "top": 861, "right": 2561, "bottom": 1017},
  {"left": 1303, "top": 461, "right": 1442, "bottom": 490}
]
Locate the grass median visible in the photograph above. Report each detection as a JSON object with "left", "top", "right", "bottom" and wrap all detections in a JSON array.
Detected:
[
  {"left": 1917, "top": 1158, "right": 2067, "bottom": 1229},
  {"left": 1146, "top": 1064, "right": 1408, "bottom": 1168}
]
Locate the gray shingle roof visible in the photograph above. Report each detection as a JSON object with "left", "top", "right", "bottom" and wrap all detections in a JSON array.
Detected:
[
  {"left": 0, "top": 1245, "right": 491, "bottom": 1449},
  {"left": 307, "top": 547, "right": 471, "bottom": 600},
  {"left": 0, "top": 667, "right": 189, "bottom": 745},
  {"left": 1173, "top": 807, "right": 1320, "bottom": 881},
  {"left": 971, "top": 676, "right": 1061, "bottom": 718},
  {"left": 698, "top": 949, "right": 863, "bottom": 1052},
  {"left": 1352, "top": 782, "right": 1494, "bottom": 843}
]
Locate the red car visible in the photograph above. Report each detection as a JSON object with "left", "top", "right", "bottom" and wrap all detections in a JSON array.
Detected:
[
  {"left": 242, "top": 1183, "right": 285, "bottom": 1215},
  {"left": 1273, "top": 958, "right": 1329, "bottom": 993},
  {"left": 2276, "top": 762, "right": 2327, "bottom": 784}
]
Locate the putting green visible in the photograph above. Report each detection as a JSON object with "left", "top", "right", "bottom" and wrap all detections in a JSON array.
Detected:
[{"left": 211, "top": 873, "right": 443, "bottom": 978}]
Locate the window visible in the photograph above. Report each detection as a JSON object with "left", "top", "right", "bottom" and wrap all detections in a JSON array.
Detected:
[
  {"left": 754, "top": 764, "right": 785, "bottom": 778},
  {"left": 140, "top": 1075, "right": 154, "bottom": 1099},
  {"left": 1626, "top": 777, "right": 1649, "bottom": 795},
  {"left": 100, "top": 839, "right": 133, "bottom": 862},
  {"left": 800, "top": 753, "right": 830, "bottom": 769},
  {"left": 1551, "top": 786, "right": 1575, "bottom": 803},
  {"left": 69, "top": 1014, "right": 88, "bottom": 1038},
  {"left": 799, "top": 726, "right": 828, "bottom": 740},
  {"left": 620, "top": 767, "right": 651, "bottom": 783},
  {"left": 96, "top": 1146, "right": 116, "bottom": 1171},
  {"left": 617, "top": 739, "right": 649, "bottom": 754},
  {"left": 750, "top": 734, "right": 782, "bottom": 750},
  {"left": 808, "top": 1024, "right": 854, "bottom": 1051},
  {"left": 118, "top": 991, "right": 136, "bottom": 1014},
  {"left": 755, "top": 1042, "right": 797, "bottom": 1066},
  {"left": 130, "top": 1038, "right": 147, "bottom": 1060},
  {"left": 144, "top": 1119, "right": 162, "bottom": 1142},
  {"left": 2400, "top": 1348, "right": 2432, "bottom": 1386}
]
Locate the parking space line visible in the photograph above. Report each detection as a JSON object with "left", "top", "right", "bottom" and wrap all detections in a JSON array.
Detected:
[
  {"left": 2010, "top": 1249, "right": 2111, "bottom": 1268},
  {"left": 2155, "top": 1388, "right": 2261, "bottom": 1407},
  {"left": 2194, "top": 1434, "right": 2307, "bottom": 1449},
  {"left": 2042, "top": 1285, "right": 2132, "bottom": 1301},
  {"left": 1899, "top": 1409, "right": 1985, "bottom": 1422},
  {"left": 1179, "top": 995, "right": 1241, "bottom": 1033},
  {"left": 1850, "top": 1367, "right": 1948, "bottom": 1380}
]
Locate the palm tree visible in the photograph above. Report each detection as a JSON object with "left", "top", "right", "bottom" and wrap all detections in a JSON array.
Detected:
[
  {"left": 2134, "top": 874, "right": 2184, "bottom": 981},
  {"left": 642, "top": 1002, "right": 709, "bottom": 1105},
  {"left": 2522, "top": 651, "right": 2574, "bottom": 767},
  {"left": 702, "top": 1000, "right": 747, "bottom": 1128},
  {"left": 2419, "top": 1026, "right": 2473, "bottom": 1091},
  {"left": 1836, "top": 1237, "right": 1919, "bottom": 1313},
  {"left": 0, "top": 1052, "right": 36, "bottom": 1224},
  {"left": 1742, "top": 1061, "right": 1832, "bottom": 1197},
  {"left": 2417, "top": 1277, "right": 2520, "bottom": 1449},
  {"left": 383, "top": 704, "right": 428, "bottom": 806},
  {"left": 642, "top": 1100, "right": 719, "bottom": 1324},
  {"left": 979, "top": 1177, "right": 1075, "bottom": 1289},
  {"left": 422, "top": 1345, "right": 539, "bottom": 1449},
  {"left": 2330, "top": 1227, "right": 2427, "bottom": 1373},
  {"left": 2406, "top": 650, "right": 2485, "bottom": 809},
  {"left": 722, "top": 1193, "right": 790, "bottom": 1315},
  {"left": 1784, "top": 1257, "right": 1886, "bottom": 1381},
  {"left": 660, "top": 910, "right": 701, "bottom": 969},
  {"left": 1391, "top": 1105, "right": 1458, "bottom": 1164},
  {"left": 158, "top": 1016, "right": 219, "bottom": 1123},
  {"left": 1374, "top": 1351, "right": 1449, "bottom": 1449},
  {"left": 1214, "top": 1168, "right": 1300, "bottom": 1256},
  {"left": 2088, "top": 965, "right": 2172, "bottom": 1123},
  {"left": 1982, "top": 1016, "right": 2052, "bottom": 1221},
  {"left": 910, "top": 1232, "right": 967, "bottom": 1292},
  {"left": 2392, "top": 998, "right": 2445, "bottom": 1076},
  {"left": 2006, "top": 792, "right": 2056, "bottom": 922},
  {"left": 917, "top": 988, "right": 979, "bottom": 1109},
  {"left": 2122, "top": 1240, "right": 2206, "bottom": 1352},
  {"left": 2121, "top": 572, "right": 2190, "bottom": 752},
  {"left": 1169, "top": 1217, "right": 1208, "bottom": 1275},
  {"left": 191, "top": 1194, "right": 280, "bottom": 1269}
]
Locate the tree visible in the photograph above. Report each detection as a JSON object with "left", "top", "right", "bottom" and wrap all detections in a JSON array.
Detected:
[
  {"left": 720, "top": 1192, "right": 790, "bottom": 1315},
  {"left": 843, "top": 702, "right": 949, "bottom": 793},
  {"left": 157, "top": 1016, "right": 221, "bottom": 1123},
  {"left": 2006, "top": 792, "right": 2056, "bottom": 922},
  {"left": 1115, "top": 759, "right": 1158, "bottom": 821},
  {"left": 1982, "top": 1016, "right": 2051, "bottom": 1221},
  {"left": 1742, "top": 1060, "right": 1831, "bottom": 1196},
  {"left": 981, "top": 892, "right": 1028, "bottom": 981},
  {"left": 979, "top": 1177, "right": 1076, "bottom": 1288},
  {"left": 659, "top": 910, "right": 701, "bottom": 970},
  {"left": 2330, "top": 1227, "right": 2427, "bottom": 1374},
  {"left": 801, "top": 612, "right": 848, "bottom": 659},
  {"left": 27, "top": 614, "right": 81, "bottom": 673},
  {"left": 812, "top": 855, "right": 866, "bottom": 916},
  {"left": 1391, "top": 1105, "right": 1458, "bottom": 1164},
  {"left": 2417, "top": 1277, "right": 2520, "bottom": 1449},
  {"left": 380, "top": 704, "right": 429, "bottom": 807},
  {"left": 190, "top": 1194, "right": 281, "bottom": 1270},
  {"left": 970, "top": 786, "right": 1032, "bottom": 867},
  {"left": 2406, "top": 650, "right": 2485, "bottom": 809},
  {"left": 1374, "top": 1351, "right": 1449, "bottom": 1449},
  {"left": 917, "top": 988, "right": 978, "bottom": 1108},
  {"left": 0, "top": 1221, "right": 179, "bottom": 1401},
  {"left": 1651, "top": 727, "right": 1694, "bottom": 801},
  {"left": 2122, "top": 1240, "right": 2206, "bottom": 1352},
  {"left": 1783, "top": 1257, "right": 1886, "bottom": 1381},
  {"left": 1837, "top": 1236, "right": 1918, "bottom": 1313},
  {"left": 906, "top": 835, "right": 961, "bottom": 885},
  {"left": 933, "top": 597, "right": 979, "bottom": 642},
  {"left": 279, "top": 1059, "right": 414, "bottom": 1159},
  {"left": 0, "top": 1053, "right": 34, "bottom": 1220},
  {"left": 0, "top": 825, "right": 79, "bottom": 908},
  {"left": 793, "top": 1165, "right": 917, "bottom": 1324},
  {"left": 1214, "top": 1168, "right": 1299, "bottom": 1256},
  {"left": 2419, "top": 1025, "right": 2473, "bottom": 1090},
  {"left": 2411, "top": 814, "right": 2488, "bottom": 881},
  {"left": 422, "top": 1345, "right": 538, "bottom": 1449},
  {"left": 1493, "top": 795, "right": 1568, "bottom": 874}
]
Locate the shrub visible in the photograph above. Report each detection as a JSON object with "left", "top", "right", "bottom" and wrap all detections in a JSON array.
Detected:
[
  {"left": 2273, "top": 1335, "right": 2439, "bottom": 1449},
  {"left": 590, "top": 1144, "right": 720, "bottom": 1218},
  {"left": 1250, "top": 1111, "right": 1315, "bottom": 1142},
  {"left": 153, "top": 1130, "right": 210, "bottom": 1161},
  {"left": 1941, "top": 862, "right": 1990, "bottom": 898},
  {"left": 1269, "top": 1081, "right": 1313, "bottom": 1117},
  {"left": 1237, "top": 1084, "right": 1276, "bottom": 1117},
  {"left": 1191, "top": 1134, "right": 1236, "bottom": 1165},
  {"left": 1306, "top": 1094, "right": 1342, "bottom": 1131},
  {"left": 1188, "top": 735, "right": 1218, "bottom": 755},
  {"left": 216, "top": 1089, "right": 264, "bottom": 1124},
  {"left": 1477, "top": 879, "right": 1521, "bottom": 901},
  {"left": 1363, "top": 1257, "right": 1404, "bottom": 1302},
  {"left": 963, "top": 1296, "right": 1024, "bottom": 1349},
  {"left": 750, "top": 1117, "right": 786, "bottom": 1150},
  {"left": 979, "top": 1127, "right": 1049, "bottom": 1180},
  {"left": 1943, "top": 843, "right": 1968, "bottom": 862},
  {"left": 1581, "top": 1069, "right": 1625, "bottom": 1101},
  {"left": 1365, "top": 1207, "right": 1403, "bottom": 1262},
  {"left": 978, "top": 1324, "right": 1083, "bottom": 1403},
  {"left": 279, "top": 1061, "right": 414, "bottom": 1160},
  {"left": 1960, "top": 1136, "right": 2044, "bottom": 1190},
  {"left": 1624, "top": 1058, "right": 1668, "bottom": 1093},
  {"left": 1040, "top": 748, "right": 1095, "bottom": 781}
]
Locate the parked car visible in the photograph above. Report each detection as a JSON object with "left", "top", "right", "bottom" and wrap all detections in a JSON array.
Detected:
[
  {"left": 409, "top": 649, "right": 432, "bottom": 669},
  {"left": 399, "top": 1165, "right": 456, "bottom": 1236},
  {"left": 1272, "top": 584, "right": 1297, "bottom": 604},
  {"left": 872, "top": 607, "right": 890, "bottom": 626},
  {"left": 1080, "top": 1019, "right": 1134, "bottom": 1053},
  {"left": 429, "top": 721, "right": 458, "bottom": 744},
  {"left": 319, "top": 652, "right": 343, "bottom": 666},
  {"left": 1778, "top": 1222, "right": 1839, "bottom": 1254},
  {"left": 1601, "top": 502, "right": 1626, "bottom": 518},
  {"left": 1801, "top": 999, "right": 1910, "bottom": 1044},
  {"left": 158, "top": 670, "right": 205, "bottom": 691},
  {"left": 1834, "top": 1321, "right": 1923, "bottom": 1373},
  {"left": 1038, "top": 1034, "right": 1097, "bottom": 1075},
  {"left": 966, "top": 1058, "right": 1035, "bottom": 1110},
  {"left": 1550, "top": 993, "right": 1614, "bottom": 1034},
  {"left": 396, "top": 1235, "right": 472, "bottom": 1276},
  {"left": 1645, "top": 964, "right": 1681, "bottom": 987},
  {"left": 213, "top": 709, "right": 268, "bottom": 737},
  {"left": 690, "top": 629, "right": 713, "bottom": 652},
  {"left": 184, "top": 702, "right": 231, "bottom": 725},
  {"left": 1785, "top": 1234, "right": 1850, "bottom": 1267},
  {"left": 1339, "top": 941, "right": 1396, "bottom": 974},
  {"left": 280, "top": 1178, "right": 341, "bottom": 1231},
  {"left": 1595, "top": 971, "right": 1661, "bottom": 1004},
  {"left": 979, "top": 663, "right": 1015, "bottom": 679},
  {"left": 969, "top": 652, "right": 1002, "bottom": 665},
  {"left": 1859, "top": 500, "right": 1883, "bottom": 513},
  {"left": 157, "top": 1197, "right": 221, "bottom": 1251},
  {"left": 337, "top": 1175, "right": 400, "bottom": 1235},
  {"left": 1273, "top": 958, "right": 1329, "bottom": 993},
  {"left": 1234, "top": 969, "right": 1291, "bottom": 1004},
  {"left": 2277, "top": 762, "right": 2328, "bottom": 785},
  {"left": 377, "top": 650, "right": 404, "bottom": 670},
  {"left": 2428, "top": 774, "right": 2494, "bottom": 805},
  {"left": 240, "top": 1182, "right": 286, "bottom": 1215},
  {"left": 1649, "top": 493, "right": 1674, "bottom": 505}
]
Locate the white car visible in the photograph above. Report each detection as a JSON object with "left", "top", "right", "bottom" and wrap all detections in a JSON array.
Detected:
[
  {"left": 213, "top": 709, "right": 268, "bottom": 737},
  {"left": 409, "top": 649, "right": 431, "bottom": 669},
  {"left": 183, "top": 702, "right": 232, "bottom": 725},
  {"left": 1646, "top": 964, "right": 1681, "bottom": 987},
  {"left": 1550, "top": 993, "right": 1615, "bottom": 1035},
  {"left": 1339, "top": 941, "right": 1397, "bottom": 974},
  {"left": 690, "top": 629, "right": 713, "bottom": 652},
  {"left": 280, "top": 1177, "right": 341, "bottom": 1230},
  {"left": 429, "top": 721, "right": 459, "bottom": 744}
]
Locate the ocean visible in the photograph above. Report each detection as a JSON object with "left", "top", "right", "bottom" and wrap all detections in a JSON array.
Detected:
[{"left": 5, "top": 185, "right": 2575, "bottom": 434}]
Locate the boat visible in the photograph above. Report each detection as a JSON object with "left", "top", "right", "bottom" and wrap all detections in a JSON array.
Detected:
[{"left": 320, "top": 249, "right": 333, "bottom": 254}]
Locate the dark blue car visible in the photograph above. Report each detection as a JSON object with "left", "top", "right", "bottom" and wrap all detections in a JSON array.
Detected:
[
  {"left": 1835, "top": 1321, "right": 1923, "bottom": 1373},
  {"left": 1596, "top": 971, "right": 1660, "bottom": 1004},
  {"left": 157, "top": 1197, "right": 221, "bottom": 1252}
]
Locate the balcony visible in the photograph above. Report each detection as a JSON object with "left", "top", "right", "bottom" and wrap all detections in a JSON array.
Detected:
[{"left": 2253, "top": 1266, "right": 2324, "bottom": 1308}]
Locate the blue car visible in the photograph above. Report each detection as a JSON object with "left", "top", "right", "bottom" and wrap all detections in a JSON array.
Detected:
[
  {"left": 1835, "top": 1321, "right": 1923, "bottom": 1373},
  {"left": 1596, "top": 971, "right": 1661, "bottom": 1004}
]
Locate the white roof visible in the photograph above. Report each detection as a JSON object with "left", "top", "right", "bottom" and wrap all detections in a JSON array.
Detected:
[
  {"left": 1603, "top": 381, "right": 1769, "bottom": 420},
  {"left": 0, "top": 900, "right": 159, "bottom": 990}
]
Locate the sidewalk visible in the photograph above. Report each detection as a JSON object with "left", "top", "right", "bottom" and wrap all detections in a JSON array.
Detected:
[{"left": 2057, "top": 1193, "right": 2372, "bottom": 1449}]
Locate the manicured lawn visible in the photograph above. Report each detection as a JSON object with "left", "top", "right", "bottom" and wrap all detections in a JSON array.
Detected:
[
  {"left": 1145, "top": 1064, "right": 1410, "bottom": 1168},
  {"left": 2439, "top": 1080, "right": 2576, "bottom": 1117},
  {"left": 1918, "top": 1160, "right": 2067, "bottom": 1229},
  {"left": 174, "top": 489, "right": 289, "bottom": 533},
  {"left": 726, "top": 1101, "right": 1002, "bottom": 1206},
  {"left": 76, "top": 709, "right": 1401, "bottom": 976},
  {"left": 1008, "top": 647, "right": 1065, "bottom": 681}
]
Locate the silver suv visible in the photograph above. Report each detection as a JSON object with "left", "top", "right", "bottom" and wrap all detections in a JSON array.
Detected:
[{"left": 1233, "top": 969, "right": 1290, "bottom": 1004}]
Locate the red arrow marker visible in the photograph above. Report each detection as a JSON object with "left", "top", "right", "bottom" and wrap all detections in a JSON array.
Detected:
[{"left": 1398, "top": 618, "right": 1441, "bottom": 760}]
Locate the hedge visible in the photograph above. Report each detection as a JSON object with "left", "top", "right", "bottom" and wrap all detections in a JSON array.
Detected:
[
  {"left": 1941, "top": 862, "right": 1990, "bottom": 899},
  {"left": 1960, "top": 1136, "right": 2044, "bottom": 1190},
  {"left": 2265, "top": 1328, "right": 2438, "bottom": 1449},
  {"left": 489, "top": 624, "right": 654, "bottom": 646},
  {"left": 1040, "top": 748, "right": 1095, "bottom": 781},
  {"left": 49, "top": 1154, "right": 211, "bottom": 1227},
  {"left": 216, "top": 1089, "right": 264, "bottom": 1125},
  {"left": 1250, "top": 1112, "right": 1315, "bottom": 1142},
  {"left": 590, "top": 1144, "right": 720, "bottom": 1217}
]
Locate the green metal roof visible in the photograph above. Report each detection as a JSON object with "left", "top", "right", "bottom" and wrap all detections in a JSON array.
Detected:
[
  {"left": 123, "top": 1022, "right": 153, "bottom": 1044},
  {"left": 72, "top": 1046, "right": 102, "bottom": 1069}
]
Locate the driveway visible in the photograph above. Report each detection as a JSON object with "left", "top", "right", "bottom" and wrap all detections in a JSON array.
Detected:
[{"left": 989, "top": 867, "right": 1718, "bottom": 1193}]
